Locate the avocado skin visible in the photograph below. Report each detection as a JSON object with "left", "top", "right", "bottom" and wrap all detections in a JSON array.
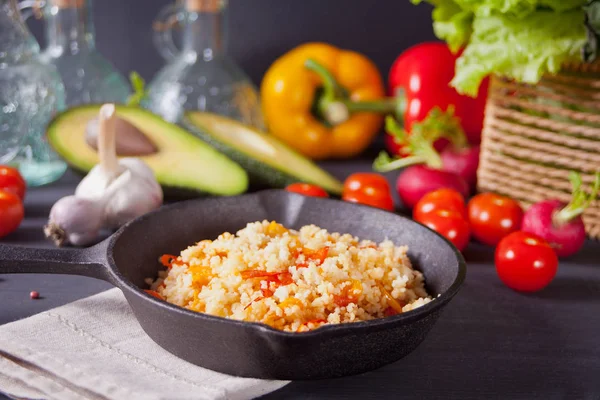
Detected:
[
  {"left": 46, "top": 104, "right": 249, "bottom": 197},
  {"left": 182, "top": 114, "right": 343, "bottom": 195}
]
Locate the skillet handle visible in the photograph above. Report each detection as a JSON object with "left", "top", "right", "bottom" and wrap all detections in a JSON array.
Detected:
[{"left": 0, "top": 241, "right": 112, "bottom": 282}]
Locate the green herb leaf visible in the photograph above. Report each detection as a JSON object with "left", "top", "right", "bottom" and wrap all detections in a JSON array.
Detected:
[{"left": 127, "top": 71, "right": 148, "bottom": 107}]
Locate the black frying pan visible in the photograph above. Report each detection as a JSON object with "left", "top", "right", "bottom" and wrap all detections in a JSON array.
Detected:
[{"left": 0, "top": 190, "right": 466, "bottom": 380}]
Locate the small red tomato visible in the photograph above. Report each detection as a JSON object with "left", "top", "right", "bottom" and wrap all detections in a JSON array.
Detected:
[
  {"left": 0, "top": 166, "right": 26, "bottom": 200},
  {"left": 285, "top": 183, "right": 329, "bottom": 198},
  {"left": 0, "top": 190, "right": 24, "bottom": 238},
  {"left": 468, "top": 193, "right": 523, "bottom": 246},
  {"left": 342, "top": 173, "right": 394, "bottom": 211},
  {"left": 413, "top": 188, "right": 467, "bottom": 221},
  {"left": 495, "top": 231, "right": 558, "bottom": 292},
  {"left": 417, "top": 209, "right": 470, "bottom": 252}
]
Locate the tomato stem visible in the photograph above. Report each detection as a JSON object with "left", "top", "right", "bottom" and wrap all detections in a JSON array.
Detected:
[
  {"left": 553, "top": 171, "right": 600, "bottom": 226},
  {"left": 304, "top": 58, "right": 406, "bottom": 126}
]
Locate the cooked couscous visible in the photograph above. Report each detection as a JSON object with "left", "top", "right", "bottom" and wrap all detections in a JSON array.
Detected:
[{"left": 146, "top": 220, "right": 433, "bottom": 332}]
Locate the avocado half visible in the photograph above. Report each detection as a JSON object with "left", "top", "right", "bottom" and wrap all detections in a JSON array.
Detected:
[
  {"left": 47, "top": 105, "right": 249, "bottom": 196},
  {"left": 183, "top": 112, "right": 344, "bottom": 194}
]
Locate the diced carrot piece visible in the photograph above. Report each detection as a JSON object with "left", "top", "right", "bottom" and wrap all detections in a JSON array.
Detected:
[
  {"left": 277, "top": 272, "right": 294, "bottom": 285},
  {"left": 240, "top": 270, "right": 281, "bottom": 279},
  {"left": 159, "top": 254, "right": 179, "bottom": 268},
  {"left": 295, "top": 246, "right": 329, "bottom": 268},
  {"left": 333, "top": 295, "right": 357, "bottom": 307},
  {"left": 145, "top": 290, "right": 164, "bottom": 301},
  {"left": 279, "top": 297, "right": 304, "bottom": 309},
  {"left": 266, "top": 221, "right": 288, "bottom": 236}
]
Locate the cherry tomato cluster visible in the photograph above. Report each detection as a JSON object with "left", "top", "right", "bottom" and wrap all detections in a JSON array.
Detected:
[
  {"left": 285, "top": 173, "right": 395, "bottom": 212},
  {"left": 0, "top": 166, "right": 26, "bottom": 238},
  {"left": 413, "top": 189, "right": 557, "bottom": 293}
]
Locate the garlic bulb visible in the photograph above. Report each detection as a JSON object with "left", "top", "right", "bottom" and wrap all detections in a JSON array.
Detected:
[
  {"left": 45, "top": 104, "right": 163, "bottom": 247},
  {"left": 44, "top": 196, "right": 106, "bottom": 247}
]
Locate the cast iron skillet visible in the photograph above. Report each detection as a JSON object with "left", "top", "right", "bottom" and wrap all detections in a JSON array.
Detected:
[{"left": 0, "top": 190, "right": 466, "bottom": 380}]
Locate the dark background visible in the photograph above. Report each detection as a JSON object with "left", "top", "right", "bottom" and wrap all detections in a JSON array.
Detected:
[{"left": 26, "top": 0, "right": 437, "bottom": 87}]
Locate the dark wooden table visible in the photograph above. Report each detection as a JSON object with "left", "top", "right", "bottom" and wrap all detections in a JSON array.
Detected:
[{"left": 1, "top": 164, "right": 600, "bottom": 400}]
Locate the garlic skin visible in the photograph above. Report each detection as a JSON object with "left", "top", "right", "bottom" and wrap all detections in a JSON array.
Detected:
[
  {"left": 75, "top": 158, "right": 163, "bottom": 229},
  {"left": 44, "top": 196, "right": 105, "bottom": 247},
  {"left": 102, "top": 159, "right": 163, "bottom": 228}
]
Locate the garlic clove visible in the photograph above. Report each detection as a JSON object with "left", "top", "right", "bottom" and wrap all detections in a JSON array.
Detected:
[
  {"left": 44, "top": 195, "right": 105, "bottom": 247},
  {"left": 75, "top": 163, "right": 126, "bottom": 201},
  {"left": 102, "top": 162, "right": 164, "bottom": 229},
  {"left": 119, "top": 158, "right": 163, "bottom": 191}
]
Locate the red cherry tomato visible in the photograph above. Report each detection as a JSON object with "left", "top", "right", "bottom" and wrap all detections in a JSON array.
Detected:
[
  {"left": 0, "top": 190, "right": 24, "bottom": 238},
  {"left": 468, "top": 193, "right": 523, "bottom": 246},
  {"left": 417, "top": 209, "right": 471, "bottom": 252},
  {"left": 285, "top": 183, "right": 329, "bottom": 198},
  {"left": 495, "top": 231, "right": 558, "bottom": 292},
  {"left": 413, "top": 188, "right": 467, "bottom": 221},
  {"left": 342, "top": 173, "right": 394, "bottom": 211},
  {"left": 0, "top": 166, "right": 26, "bottom": 200}
]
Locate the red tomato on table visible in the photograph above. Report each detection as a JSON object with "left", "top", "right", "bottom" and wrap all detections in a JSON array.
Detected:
[
  {"left": 413, "top": 188, "right": 467, "bottom": 221},
  {"left": 342, "top": 173, "right": 394, "bottom": 211},
  {"left": 495, "top": 231, "right": 558, "bottom": 292},
  {"left": 417, "top": 209, "right": 470, "bottom": 252},
  {"left": 0, "top": 190, "right": 24, "bottom": 238},
  {"left": 468, "top": 193, "right": 523, "bottom": 246},
  {"left": 286, "top": 183, "right": 329, "bottom": 198},
  {"left": 0, "top": 166, "right": 26, "bottom": 200}
]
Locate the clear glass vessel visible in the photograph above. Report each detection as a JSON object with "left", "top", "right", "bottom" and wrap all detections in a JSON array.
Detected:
[
  {"left": 0, "top": 0, "right": 66, "bottom": 186},
  {"left": 19, "top": 0, "right": 131, "bottom": 106},
  {"left": 146, "top": 0, "right": 264, "bottom": 128}
]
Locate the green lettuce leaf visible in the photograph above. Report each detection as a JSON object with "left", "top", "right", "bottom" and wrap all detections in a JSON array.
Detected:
[
  {"left": 450, "top": 0, "right": 585, "bottom": 15},
  {"left": 411, "top": 0, "right": 474, "bottom": 51},
  {"left": 412, "top": 0, "right": 589, "bottom": 96},
  {"left": 450, "top": 9, "right": 587, "bottom": 96},
  {"left": 433, "top": 2, "right": 474, "bottom": 51}
]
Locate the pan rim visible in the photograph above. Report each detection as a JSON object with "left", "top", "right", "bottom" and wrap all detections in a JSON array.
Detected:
[{"left": 107, "top": 189, "right": 467, "bottom": 338}]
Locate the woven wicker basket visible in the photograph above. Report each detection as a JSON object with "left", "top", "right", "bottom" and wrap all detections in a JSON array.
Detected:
[{"left": 478, "top": 62, "right": 600, "bottom": 239}]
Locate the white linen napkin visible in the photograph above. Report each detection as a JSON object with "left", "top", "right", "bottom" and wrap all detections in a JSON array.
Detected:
[{"left": 0, "top": 288, "right": 289, "bottom": 400}]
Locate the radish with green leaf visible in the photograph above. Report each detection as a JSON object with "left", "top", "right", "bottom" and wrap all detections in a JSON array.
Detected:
[
  {"left": 522, "top": 172, "right": 600, "bottom": 258},
  {"left": 373, "top": 108, "right": 473, "bottom": 208}
]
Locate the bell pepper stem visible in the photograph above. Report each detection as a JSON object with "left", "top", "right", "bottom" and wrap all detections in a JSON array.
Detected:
[
  {"left": 344, "top": 98, "right": 404, "bottom": 115},
  {"left": 304, "top": 58, "right": 344, "bottom": 101},
  {"left": 305, "top": 58, "right": 406, "bottom": 126}
]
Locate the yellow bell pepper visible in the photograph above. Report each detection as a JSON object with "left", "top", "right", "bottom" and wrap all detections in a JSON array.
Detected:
[{"left": 261, "top": 43, "right": 396, "bottom": 160}]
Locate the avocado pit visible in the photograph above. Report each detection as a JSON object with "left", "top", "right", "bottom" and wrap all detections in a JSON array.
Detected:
[{"left": 85, "top": 116, "right": 159, "bottom": 156}]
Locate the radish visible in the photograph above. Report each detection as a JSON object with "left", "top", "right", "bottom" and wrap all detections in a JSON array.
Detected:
[
  {"left": 441, "top": 145, "right": 480, "bottom": 189},
  {"left": 396, "top": 165, "right": 469, "bottom": 209},
  {"left": 373, "top": 111, "right": 473, "bottom": 208},
  {"left": 521, "top": 172, "right": 600, "bottom": 258}
]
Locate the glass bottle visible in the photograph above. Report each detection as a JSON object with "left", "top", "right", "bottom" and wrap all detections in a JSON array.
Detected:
[
  {"left": 0, "top": 0, "right": 66, "bottom": 186},
  {"left": 146, "top": 0, "right": 264, "bottom": 128},
  {"left": 19, "top": 0, "right": 131, "bottom": 106}
]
